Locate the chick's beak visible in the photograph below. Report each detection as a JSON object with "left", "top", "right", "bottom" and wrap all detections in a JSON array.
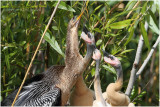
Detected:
[{"left": 81, "top": 32, "right": 93, "bottom": 44}]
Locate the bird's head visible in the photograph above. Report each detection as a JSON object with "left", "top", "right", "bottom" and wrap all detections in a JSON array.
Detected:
[
  {"left": 92, "top": 49, "right": 101, "bottom": 61},
  {"left": 81, "top": 26, "right": 95, "bottom": 45},
  {"left": 103, "top": 50, "right": 121, "bottom": 68},
  {"left": 68, "top": 12, "right": 83, "bottom": 31}
]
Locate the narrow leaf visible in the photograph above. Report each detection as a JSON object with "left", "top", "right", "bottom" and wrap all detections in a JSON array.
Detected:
[
  {"left": 146, "top": 10, "right": 159, "bottom": 35},
  {"left": 110, "top": 19, "right": 133, "bottom": 29},
  {"left": 53, "top": 1, "right": 75, "bottom": 12},
  {"left": 124, "top": 27, "right": 135, "bottom": 46},
  {"left": 93, "top": 28, "right": 103, "bottom": 33},
  {"left": 120, "top": 49, "right": 134, "bottom": 55},
  {"left": 93, "top": 14, "right": 103, "bottom": 25},
  {"left": 140, "top": 22, "right": 150, "bottom": 50},
  {"left": 102, "top": 65, "right": 116, "bottom": 75},
  {"left": 44, "top": 32, "right": 65, "bottom": 57},
  {"left": 96, "top": 39, "right": 102, "bottom": 46}
]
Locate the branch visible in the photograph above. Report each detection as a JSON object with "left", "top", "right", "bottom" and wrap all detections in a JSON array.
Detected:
[
  {"left": 126, "top": 0, "right": 141, "bottom": 19},
  {"left": 11, "top": 0, "right": 61, "bottom": 106},
  {"left": 125, "top": 22, "right": 148, "bottom": 96},
  {"left": 136, "top": 35, "right": 160, "bottom": 77}
]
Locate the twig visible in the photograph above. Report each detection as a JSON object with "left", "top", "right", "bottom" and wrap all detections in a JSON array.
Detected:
[
  {"left": 125, "top": 22, "right": 148, "bottom": 96},
  {"left": 104, "top": 37, "right": 112, "bottom": 48},
  {"left": 11, "top": 0, "right": 61, "bottom": 106},
  {"left": 136, "top": 35, "right": 160, "bottom": 77},
  {"left": 126, "top": 0, "right": 141, "bottom": 19},
  {"left": 118, "top": 35, "right": 127, "bottom": 46}
]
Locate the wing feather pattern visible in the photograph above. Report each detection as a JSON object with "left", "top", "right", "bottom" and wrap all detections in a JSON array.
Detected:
[{"left": 14, "top": 81, "right": 61, "bottom": 106}]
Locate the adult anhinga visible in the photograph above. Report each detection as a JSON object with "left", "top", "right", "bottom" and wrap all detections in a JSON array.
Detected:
[
  {"left": 70, "top": 27, "right": 96, "bottom": 106},
  {"left": 92, "top": 49, "right": 106, "bottom": 107},
  {"left": 103, "top": 51, "right": 130, "bottom": 106},
  {"left": 1, "top": 13, "right": 95, "bottom": 106}
]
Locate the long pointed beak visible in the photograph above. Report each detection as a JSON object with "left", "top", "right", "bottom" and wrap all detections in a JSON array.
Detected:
[
  {"left": 74, "top": 9, "right": 85, "bottom": 25},
  {"left": 77, "top": 10, "right": 84, "bottom": 21}
]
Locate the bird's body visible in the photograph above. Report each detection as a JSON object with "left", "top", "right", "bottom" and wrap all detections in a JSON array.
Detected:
[
  {"left": 103, "top": 53, "right": 130, "bottom": 106},
  {"left": 69, "top": 26, "right": 96, "bottom": 106},
  {"left": 70, "top": 75, "right": 95, "bottom": 106},
  {"left": 93, "top": 49, "right": 106, "bottom": 107},
  {"left": 1, "top": 15, "right": 94, "bottom": 106}
]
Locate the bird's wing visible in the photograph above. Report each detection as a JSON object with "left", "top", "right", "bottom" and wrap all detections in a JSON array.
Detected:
[{"left": 14, "top": 80, "right": 61, "bottom": 106}]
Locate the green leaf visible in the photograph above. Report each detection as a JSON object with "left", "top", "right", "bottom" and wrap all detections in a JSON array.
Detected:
[
  {"left": 120, "top": 49, "right": 134, "bottom": 55},
  {"left": 43, "top": 31, "right": 65, "bottom": 57},
  {"left": 125, "top": 1, "right": 137, "bottom": 11},
  {"left": 52, "top": 26, "right": 58, "bottom": 31},
  {"left": 114, "top": 7, "right": 140, "bottom": 18},
  {"left": 146, "top": 10, "right": 159, "bottom": 35},
  {"left": 93, "top": 14, "right": 103, "bottom": 25},
  {"left": 109, "top": 19, "right": 133, "bottom": 29},
  {"left": 39, "top": 14, "right": 44, "bottom": 24},
  {"left": 104, "top": 33, "right": 117, "bottom": 37},
  {"left": 53, "top": 1, "right": 75, "bottom": 12},
  {"left": 96, "top": 39, "right": 102, "bottom": 46},
  {"left": 105, "top": 17, "right": 118, "bottom": 29},
  {"left": 140, "top": 22, "right": 150, "bottom": 50},
  {"left": 141, "top": 2, "right": 148, "bottom": 14},
  {"left": 93, "top": 4, "right": 103, "bottom": 13},
  {"left": 91, "top": 67, "right": 95, "bottom": 77},
  {"left": 1, "top": 89, "right": 13, "bottom": 93},
  {"left": 93, "top": 28, "right": 103, "bottom": 33},
  {"left": 102, "top": 65, "right": 116, "bottom": 75},
  {"left": 124, "top": 27, "right": 135, "bottom": 46}
]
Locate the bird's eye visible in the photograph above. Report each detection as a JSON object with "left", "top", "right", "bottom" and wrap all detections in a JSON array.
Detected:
[
  {"left": 88, "top": 33, "right": 91, "bottom": 39},
  {"left": 110, "top": 56, "right": 114, "bottom": 60}
]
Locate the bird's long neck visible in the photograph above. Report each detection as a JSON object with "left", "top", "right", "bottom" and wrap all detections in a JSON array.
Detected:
[
  {"left": 83, "top": 44, "right": 95, "bottom": 65},
  {"left": 115, "top": 66, "right": 123, "bottom": 91},
  {"left": 65, "top": 27, "right": 80, "bottom": 66},
  {"left": 106, "top": 65, "right": 130, "bottom": 106},
  {"left": 71, "top": 44, "right": 95, "bottom": 95},
  {"left": 94, "top": 60, "right": 106, "bottom": 105}
]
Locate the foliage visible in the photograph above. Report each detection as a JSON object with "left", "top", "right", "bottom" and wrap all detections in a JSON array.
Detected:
[{"left": 1, "top": 1, "right": 159, "bottom": 105}]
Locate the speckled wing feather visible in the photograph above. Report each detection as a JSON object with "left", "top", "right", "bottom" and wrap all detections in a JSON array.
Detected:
[{"left": 14, "top": 80, "right": 61, "bottom": 106}]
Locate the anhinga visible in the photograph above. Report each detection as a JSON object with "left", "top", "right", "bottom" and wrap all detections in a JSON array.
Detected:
[
  {"left": 92, "top": 49, "right": 106, "bottom": 107},
  {"left": 2, "top": 13, "right": 95, "bottom": 106},
  {"left": 103, "top": 51, "right": 130, "bottom": 106},
  {"left": 70, "top": 27, "right": 96, "bottom": 106}
]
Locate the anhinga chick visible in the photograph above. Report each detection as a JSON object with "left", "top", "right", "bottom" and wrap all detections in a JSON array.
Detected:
[
  {"left": 70, "top": 26, "right": 96, "bottom": 106},
  {"left": 92, "top": 49, "right": 106, "bottom": 107},
  {"left": 103, "top": 51, "right": 130, "bottom": 106}
]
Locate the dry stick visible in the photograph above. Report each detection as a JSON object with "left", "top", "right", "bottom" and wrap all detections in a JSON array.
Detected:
[
  {"left": 125, "top": 22, "right": 148, "bottom": 96},
  {"left": 126, "top": 0, "right": 140, "bottom": 19},
  {"left": 11, "top": 0, "right": 61, "bottom": 106},
  {"left": 136, "top": 35, "right": 160, "bottom": 77}
]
